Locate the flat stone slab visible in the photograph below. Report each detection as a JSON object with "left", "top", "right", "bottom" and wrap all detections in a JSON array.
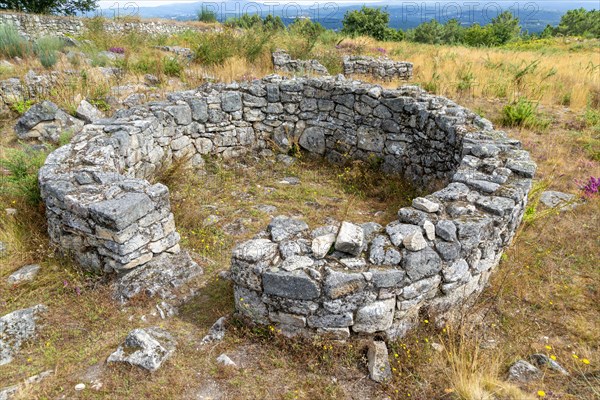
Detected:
[
  {"left": 539, "top": 190, "right": 578, "bottom": 210},
  {"left": 367, "top": 341, "right": 392, "bottom": 383},
  {"left": 107, "top": 327, "right": 176, "bottom": 372},
  {"left": 7, "top": 264, "right": 40, "bottom": 284},
  {"left": 0, "top": 305, "right": 47, "bottom": 366},
  {"left": 114, "top": 251, "right": 202, "bottom": 302},
  {"left": 508, "top": 359, "right": 541, "bottom": 382}
]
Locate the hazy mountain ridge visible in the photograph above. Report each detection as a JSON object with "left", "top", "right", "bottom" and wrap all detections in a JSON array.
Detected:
[{"left": 90, "top": 1, "right": 599, "bottom": 33}]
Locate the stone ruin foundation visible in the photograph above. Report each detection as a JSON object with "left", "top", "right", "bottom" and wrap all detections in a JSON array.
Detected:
[
  {"left": 272, "top": 50, "right": 329, "bottom": 76},
  {"left": 39, "top": 74, "right": 535, "bottom": 336},
  {"left": 343, "top": 56, "right": 413, "bottom": 81}
]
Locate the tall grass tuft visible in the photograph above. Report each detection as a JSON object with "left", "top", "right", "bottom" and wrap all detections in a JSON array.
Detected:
[
  {"left": 34, "top": 36, "right": 65, "bottom": 69},
  {"left": 0, "top": 23, "right": 31, "bottom": 58},
  {"left": 0, "top": 148, "right": 48, "bottom": 205},
  {"left": 500, "top": 97, "right": 550, "bottom": 130}
]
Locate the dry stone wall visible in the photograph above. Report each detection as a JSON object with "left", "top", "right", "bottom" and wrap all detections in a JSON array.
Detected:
[
  {"left": 39, "top": 75, "right": 534, "bottom": 336},
  {"left": 272, "top": 50, "right": 329, "bottom": 76},
  {"left": 0, "top": 12, "right": 213, "bottom": 39},
  {"left": 343, "top": 56, "right": 413, "bottom": 81}
]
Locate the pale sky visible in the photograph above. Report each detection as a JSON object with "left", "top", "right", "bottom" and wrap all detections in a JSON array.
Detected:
[{"left": 97, "top": 0, "right": 382, "bottom": 8}]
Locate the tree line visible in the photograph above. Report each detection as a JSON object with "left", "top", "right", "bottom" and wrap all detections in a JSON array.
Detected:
[{"left": 340, "top": 6, "right": 600, "bottom": 45}]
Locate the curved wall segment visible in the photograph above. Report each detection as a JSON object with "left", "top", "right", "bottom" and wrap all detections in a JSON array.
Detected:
[{"left": 39, "top": 75, "right": 535, "bottom": 336}]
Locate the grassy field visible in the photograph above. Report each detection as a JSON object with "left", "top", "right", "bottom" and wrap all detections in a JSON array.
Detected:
[{"left": 0, "top": 23, "right": 599, "bottom": 400}]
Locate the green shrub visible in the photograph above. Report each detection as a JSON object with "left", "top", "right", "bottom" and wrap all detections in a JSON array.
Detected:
[
  {"left": 131, "top": 57, "right": 153, "bottom": 74},
  {"left": 501, "top": 98, "right": 550, "bottom": 129},
  {"left": 584, "top": 108, "right": 600, "bottom": 131},
  {"left": 195, "top": 32, "right": 237, "bottom": 66},
  {"left": 341, "top": 6, "right": 391, "bottom": 41},
  {"left": 163, "top": 57, "right": 182, "bottom": 77},
  {"left": 0, "top": 23, "right": 31, "bottom": 58},
  {"left": 37, "top": 50, "right": 59, "bottom": 68},
  {"left": 0, "top": 147, "right": 48, "bottom": 205},
  {"left": 242, "top": 31, "right": 270, "bottom": 63},
  {"left": 197, "top": 7, "right": 217, "bottom": 23},
  {"left": 90, "top": 52, "right": 109, "bottom": 67},
  {"left": 9, "top": 99, "right": 34, "bottom": 115}
]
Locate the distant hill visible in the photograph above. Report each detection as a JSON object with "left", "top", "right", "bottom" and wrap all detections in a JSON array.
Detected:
[{"left": 89, "top": 1, "right": 599, "bottom": 33}]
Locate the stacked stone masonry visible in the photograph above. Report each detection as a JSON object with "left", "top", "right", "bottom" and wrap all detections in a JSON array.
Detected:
[
  {"left": 343, "top": 56, "right": 413, "bottom": 81},
  {"left": 39, "top": 75, "right": 535, "bottom": 338},
  {"left": 272, "top": 50, "right": 329, "bottom": 76},
  {"left": 0, "top": 12, "right": 214, "bottom": 39}
]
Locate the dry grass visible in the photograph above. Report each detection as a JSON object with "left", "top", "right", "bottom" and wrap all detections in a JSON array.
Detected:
[{"left": 0, "top": 30, "right": 599, "bottom": 400}]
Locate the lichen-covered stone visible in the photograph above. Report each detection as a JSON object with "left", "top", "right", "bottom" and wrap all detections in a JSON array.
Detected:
[
  {"left": 335, "top": 222, "right": 364, "bottom": 256},
  {"left": 353, "top": 298, "right": 395, "bottom": 333},
  {"left": 107, "top": 327, "right": 176, "bottom": 372}
]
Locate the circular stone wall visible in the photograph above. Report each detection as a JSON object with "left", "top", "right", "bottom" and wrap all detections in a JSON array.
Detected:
[{"left": 39, "top": 75, "right": 535, "bottom": 335}]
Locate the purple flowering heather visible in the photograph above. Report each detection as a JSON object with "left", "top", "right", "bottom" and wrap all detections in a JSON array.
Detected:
[
  {"left": 109, "top": 47, "right": 125, "bottom": 54},
  {"left": 376, "top": 47, "right": 387, "bottom": 55},
  {"left": 579, "top": 176, "right": 599, "bottom": 197}
]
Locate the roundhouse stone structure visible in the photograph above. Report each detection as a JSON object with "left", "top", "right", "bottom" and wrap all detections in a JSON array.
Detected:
[{"left": 39, "top": 75, "right": 535, "bottom": 336}]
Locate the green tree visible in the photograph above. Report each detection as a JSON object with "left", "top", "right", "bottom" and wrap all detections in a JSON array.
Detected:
[
  {"left": 489, "top": 11, "right": 521, "bottom": 44},
  {"left": 413, "top": 19, "right": 444, "bottom": 44},
  {"left": 0, "top": 0, "right": 97, "bottom": 15},
  {"left": 556, "top": 8, "right": 600, "bottom": 38},
  {"left": 197, "top": 7, "right": 217, "bottom": 23},
  {"left": 341, "top": 6, "right": 390, "bottom": 41},
  {"left": 288, "top": 18, "right": 325, "bottom": 38},
  {"left": 442, "top": 18, "right": 464, "bottom": 44},
  {"left": 463, "top": 24, "right": 496, "bottom": 46},
  {"left": 264, "top": 14, "right": 285, "bottom": 31}
]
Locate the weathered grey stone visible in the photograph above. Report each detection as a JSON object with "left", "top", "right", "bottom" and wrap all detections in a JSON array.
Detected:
[
  {"left": 539, "top": 190, "right": 577, "bottom": 210},
  {"left": 200, "top": 317, "right": 226, "bottom": 344},
  {"left": 353, "top": 298, "right": 395, "bottom": 333},
  {"left": 107, "top": 327, "right": 176, "bottom": 372},
  {"left": 371, "top": 268, "right": 405, "bottom": 288},
  {"left": 325, "top": 270, "right": 366, "bottom": 299},
  {"left": 508, "top": 360, "right": 541, "bottom": 382},
  {"left": 436, "top": 220, "right": 457, "bottom": 241},
  {"left": 403, "top": 231, "right": 427, "bottom": 251},
  {"left": 386, "top": 222, "right": 420, "bottom": 247},
  {"left": 269, "top": 311, "right": 306, "bottom": 327},
  {"left": 530, "top": 354, "right": 569, "bottom": 375},
  {"left": 221, "top": 92, "right": 242, "bottom": 112},
  {"left": 114, "top": 252, "right": 202, "bottom": 302},
  {"left": 402, "top": 247, "right": 442, "bottom": 281},
  {"left": 0, "top": 370, "right": 52, "bottom": 400},
  {"left": 401, "top": 275, "right": 441, "bottom": 300},
  {"left": 263, "top": 270, "right": 320, "bottom": 300},
  {"left": 15, "top": 100, "right": 84, "bottom": 143},
  {"left": 442, "top": 259, "right": 469, "bottom": 283},
  {"left": 423, "top": 220, "right": 435, "bottom": 241},
  {"left": 232, "top": 239, "right": 278, "bottom": 263},
  {"left": 307, "top": 313, "right": 353, "bottom": 328},
  {"left": 435, "top": 241, "right": 461, "bottom": 261},
  {"left": 216, "top": 353, "right": 237, "bottom": 367},
  {"left": 90, "top": 192, "right": 155, "bottom": 231},
  {"left": 280, "top": 255, "right": 314, "bottom": 271},
  {"left": 367, "top": 341, "right": 392, "bottom": 383},
  {"left": 312, "top": 233, "right": 336, "bottom": 259},
  {"left": 7, "top": 264, "right": 40, "bottom": 284},
  {"left": 268, "top": 216, "right": 309, "bottom": 242},
  {"left": 76, "top": 100, "right": 104, "bottom": 123},
  {"left": 412, "top": 197, "right": 440, "bottom": 213},
  {"left": 279, "top": 239, "right": 311, "bottom": 259},
  {"left": 335, "top": 222, "right": 364, "bottom": 256},
  {"left": 272, "top": 50, "right": 329, "bottom": 76},
  {"left": 299, "top": 126, "right": 326, "bottom": 155},
  {"left": 0, "top": 305, "right": 47, "bottom": 366}
]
